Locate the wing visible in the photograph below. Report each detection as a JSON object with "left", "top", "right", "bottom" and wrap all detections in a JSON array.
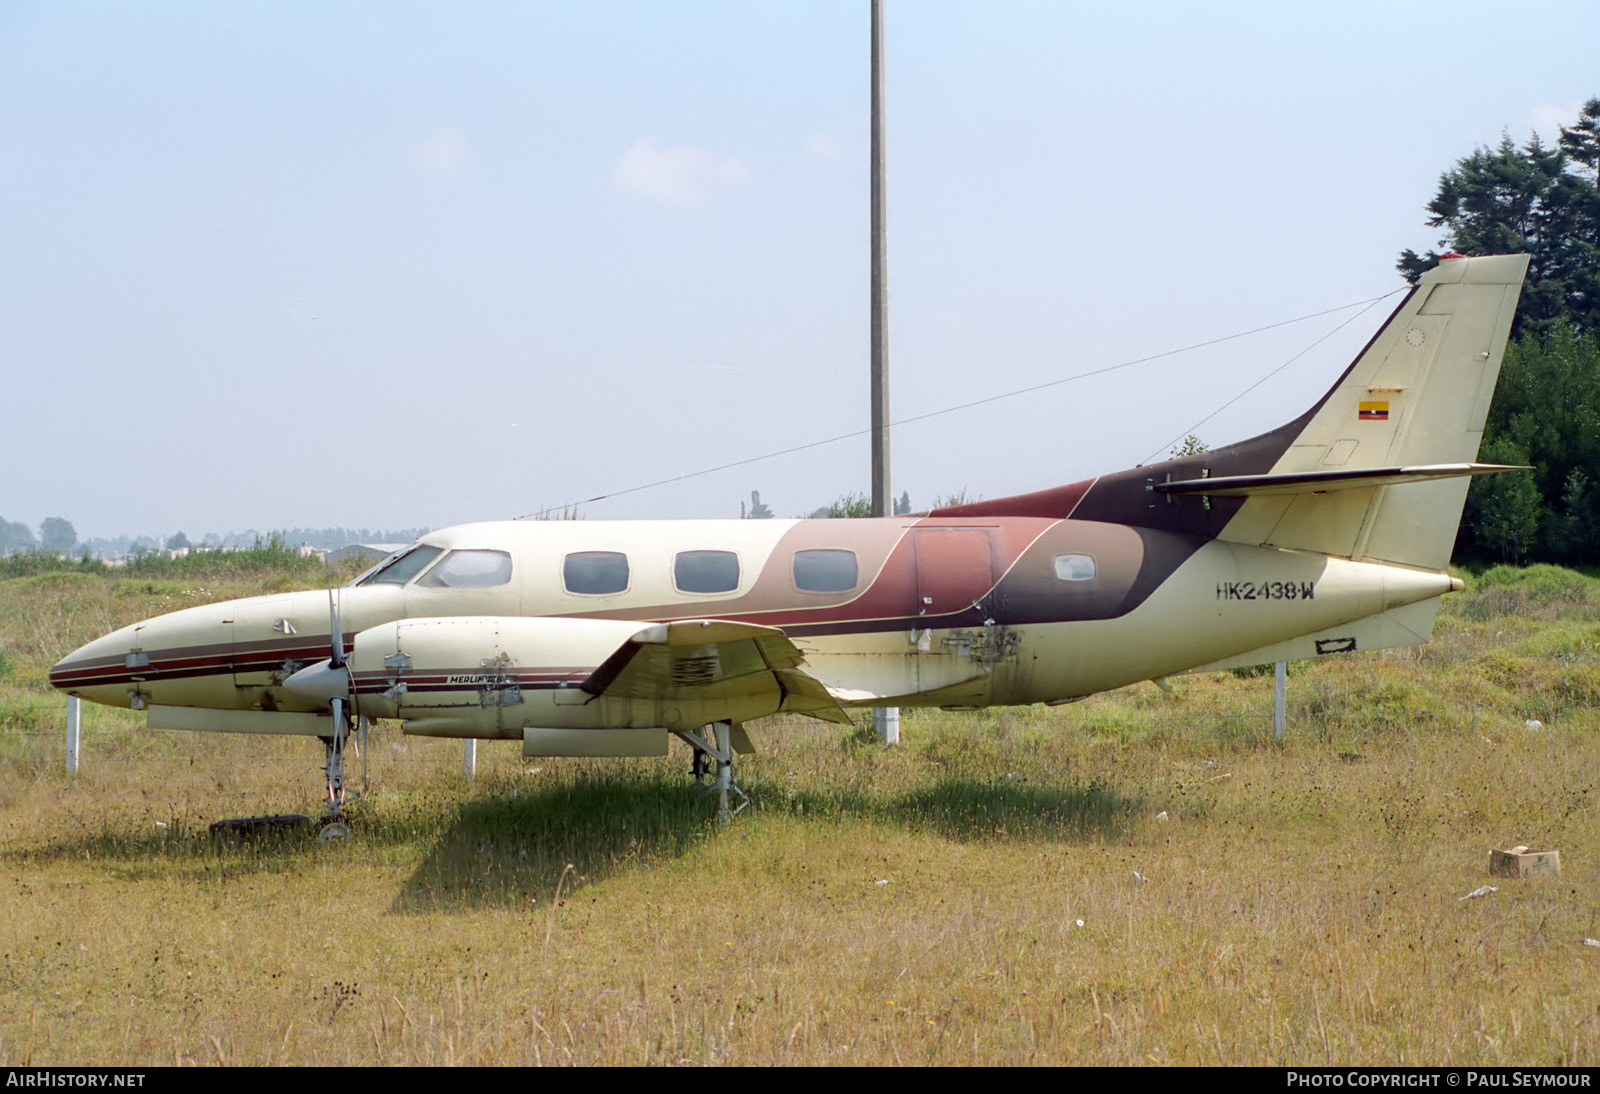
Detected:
[{"left": 580, "top": 618, "right": 852, "bottom": 725}]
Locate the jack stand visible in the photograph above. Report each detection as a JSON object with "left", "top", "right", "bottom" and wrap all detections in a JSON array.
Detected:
[{"left": 674, "top": 721, "right": 748, "bottom": 824}]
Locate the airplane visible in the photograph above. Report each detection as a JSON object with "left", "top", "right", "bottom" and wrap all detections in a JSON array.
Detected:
[{"left": 50, "top": 252, "right": 1529, "bottom": 833}]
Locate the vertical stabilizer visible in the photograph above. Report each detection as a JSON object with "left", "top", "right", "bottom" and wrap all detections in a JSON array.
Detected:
[{"left": 1216, "top": 253, "right": 1528, "bottom": 568}]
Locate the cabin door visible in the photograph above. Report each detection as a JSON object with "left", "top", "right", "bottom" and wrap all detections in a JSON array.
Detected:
[{"left": 912, "top": 528, "right": 996, "bottom": 628}]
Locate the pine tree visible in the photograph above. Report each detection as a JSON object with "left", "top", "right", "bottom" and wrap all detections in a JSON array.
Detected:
[
  {"left": 1398, "top": 131, "right": 1600, "bottom": 335},
  {"left": 1558, "top": 97, "right": 1600, "bottom": 182}
]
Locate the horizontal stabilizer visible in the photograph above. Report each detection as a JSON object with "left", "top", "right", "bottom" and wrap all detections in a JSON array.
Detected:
[{"left": 1156, "top": 463, "right": 1527, "bottom": 498}]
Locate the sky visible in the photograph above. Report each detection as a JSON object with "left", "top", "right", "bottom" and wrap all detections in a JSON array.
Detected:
[{"left": 2, "top": 1, "right": 1596, "bottom": 543}]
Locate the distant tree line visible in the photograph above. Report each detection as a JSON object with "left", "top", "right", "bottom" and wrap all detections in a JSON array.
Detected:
[
  {"left": 743, "top": 490, "right": 918, "bottom": 518},
  {"left": 238, "top": 526, "right": 432, "bottom": 551},
  {"left": 1399, "top": 98, "right": 1600, "bottom": 565},
  {"left": 4, "top": 521, "right": 431, "bottom": 560},
  {"left": 0, "top": 516, "right": 76, "bottom": 556}
]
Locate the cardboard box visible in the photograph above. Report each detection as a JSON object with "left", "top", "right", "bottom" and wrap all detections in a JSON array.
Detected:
[{"left": 1489, "top": 846, "right": 1561, "bottom": 879}]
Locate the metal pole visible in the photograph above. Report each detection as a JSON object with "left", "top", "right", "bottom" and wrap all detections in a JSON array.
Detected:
[
  {"left": 1274, "top": 661, "right": 1287, "bottom": 740},
  {"left": 869, "top": 0, "right": 890, "bottom": 518},
  {"left": 870, "top": 0, "right": 898, "bottom": 746},
  {"left": 463, "top": 737, "right": 477, "bottom": 779},
  {"left": 66, "top": 695, "right": 80, "bottom": 776}
]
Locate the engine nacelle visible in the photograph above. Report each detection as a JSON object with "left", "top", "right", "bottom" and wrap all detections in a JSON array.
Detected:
[{"left": 346, "top": 615, "right": 647, "bottom": 738}]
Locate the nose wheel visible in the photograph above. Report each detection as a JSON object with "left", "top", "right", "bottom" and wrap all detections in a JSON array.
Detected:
[{"left": 317, "top": 820, "right": 352, "bottom": 843}]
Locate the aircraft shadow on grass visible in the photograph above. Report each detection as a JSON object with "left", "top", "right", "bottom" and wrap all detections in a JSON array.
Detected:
[
  {"left": 387, "top": 771, "right": 1143, "bottom": 914},
  {"left": 8, "top": 769, "right": 1140, "bottom": 908}
]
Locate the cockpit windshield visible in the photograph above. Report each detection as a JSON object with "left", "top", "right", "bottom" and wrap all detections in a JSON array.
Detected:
[
  {"left": 353, "top": 544, "right": 445, "bottom": 587},
  {"left": 416, "top": 549, "right": 512, "bottom": 588}
]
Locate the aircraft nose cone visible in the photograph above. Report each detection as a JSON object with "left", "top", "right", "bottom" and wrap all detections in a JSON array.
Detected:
[
  {"left": 48, "top": 647, "right": 88, "bottom": 691},
  {"left": 284, "top": 659, "right": 349, "bottom": 708},
  {"left": 47, "top": 627, "right": 135, "bottom": 694}
]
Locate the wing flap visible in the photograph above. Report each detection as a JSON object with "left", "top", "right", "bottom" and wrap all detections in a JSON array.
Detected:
[
  {"left": 772, "top": 669, "right": 854, "bottom": 724},
  {"left": 581, "top": 619, "right": 849, "bottom": 723}
]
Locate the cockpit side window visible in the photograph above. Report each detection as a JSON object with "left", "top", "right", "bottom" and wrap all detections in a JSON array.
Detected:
[
  {"left": 357, "top": 545, "right": 445, "bottom": 586},
  {"left": 416, "top": 549, "right": 513, "bottom": 588},
  {"left": 564, "top": 551, "right": 629, "bottom": 595}
]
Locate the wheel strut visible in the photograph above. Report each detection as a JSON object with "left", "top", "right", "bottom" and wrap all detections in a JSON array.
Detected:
[
  {"left": 674, "top": 720, "right": 748, "bottom": 824},
  {"left": 318, "top": 700, "right": 355, "bottom": 841}
]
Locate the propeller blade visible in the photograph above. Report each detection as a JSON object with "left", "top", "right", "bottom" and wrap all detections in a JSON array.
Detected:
[{"left": 327, "top": 585, "right": 345, "bottom": 669}]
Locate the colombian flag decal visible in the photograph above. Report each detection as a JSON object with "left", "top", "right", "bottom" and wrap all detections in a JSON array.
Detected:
[{"left": 1358, "top": 401, "right": 1389, "bottom": 421}]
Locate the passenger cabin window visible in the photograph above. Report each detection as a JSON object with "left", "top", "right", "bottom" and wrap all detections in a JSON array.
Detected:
[
  {"left": 564, "top": 551, "right": 629, "bottom": 595},
  {"left": 1054, "top": 554, "right": 1096, "bottom": 581},
  {"left": 793, "top": 549, "right": 858, "bottom": 593},
  {"left": 358, "top": 545, "right": 444, "bottom": 586},
  {"left": 674, "top": 550, "right": 739, "bottom": 594},
  {"left": 416, "top": 549, "right": 512, "bottom": 588}
]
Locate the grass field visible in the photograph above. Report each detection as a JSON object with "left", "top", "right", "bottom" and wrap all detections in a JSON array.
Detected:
[{"left": 1, "top": 562, "right": 1597, "bottom": 1065}]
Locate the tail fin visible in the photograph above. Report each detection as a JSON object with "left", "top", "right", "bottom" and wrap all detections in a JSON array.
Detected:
[
  {"left": 1197, "top": 253, "right": 1529, "bottom": 568},
  {"left": 934, "top": 253, "right": 1528, "bottom": 572}
]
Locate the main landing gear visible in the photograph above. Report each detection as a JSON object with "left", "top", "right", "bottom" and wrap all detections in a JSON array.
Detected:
[
  {"left": 674, "top": 720, "right": 748, "bottom": 824},
  {"left": 316, "top": 712, "right": 368, "bottom": 843}
]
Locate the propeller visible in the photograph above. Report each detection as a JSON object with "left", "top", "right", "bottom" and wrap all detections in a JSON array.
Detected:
[
  {"left": 284, "top": 584, "right": 354, "bottom": 714},
  {"left": 283, "top": 581, "right": 366, "bottom": 815}
]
